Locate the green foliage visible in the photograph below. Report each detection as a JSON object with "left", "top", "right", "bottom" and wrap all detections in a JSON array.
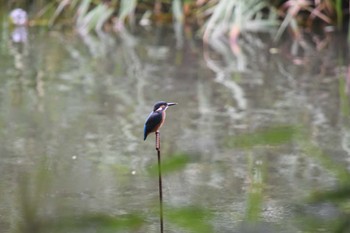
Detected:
[
  {"left": 166, "top": 206, "right": 213, "bottom": 233},
  {"left": 296, "top": 215, "right": 349, "bottom": 233},
  {"left": 119, "top": 0, "right": 137, "bottom": 24},
  {"left": 203, "top": 0, "right": 278, "bottom": 42},
  {"left": 49, "top": 0, "right": 80, "bottom": 26},
  {"left": 339, "top": 74, "right": 350, "bottom": 118},
  {"left": 296, "top": 129, "right": 350, "bottom": 233},
  {"left": 310, "top": 185, "right": 350, "bottom": 203},
  {"left": 245, "top": 155, "right": 266, "bottom": 222},
  {"left": 301, "top": 182, "right": 350, "bottom": 233},
  {"left": 17, "top": 160, "right": 52, "bottom": 233},
  {"left": 5, "top": 0, "right": 350, "bottom": 40},
  {"left": 336, "top": 0, "right": 343, "bottom": 29},
  {"left": 22, "top": 213, "right": 145, "bottom": 233},
  {"left": 78, "top": 3, "right": 114, "bottom": 33},
  {"left": 302, "top": 140, "right": 350, "bottom": 186},
  {"left": 227, "top": 125, "right": 298, "bottom": 149},
  {"left": 44, "top": 213, "right": 145, "bottom": 232},
  {"left": 148, "top": 153, "right": 189, "bottom": 176}
]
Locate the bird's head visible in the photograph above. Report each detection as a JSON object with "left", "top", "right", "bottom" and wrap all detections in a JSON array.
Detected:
[{"left": 153, "top": 101, "right": 177, "bottom": 112}]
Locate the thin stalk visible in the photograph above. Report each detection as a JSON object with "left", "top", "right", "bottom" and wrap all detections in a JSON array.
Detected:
[
  {"left": 155, "top": 131, "right": 163, "bottom": 233},
  {"left": 336, "top": 0, "right": 343, "bottom": 29}
]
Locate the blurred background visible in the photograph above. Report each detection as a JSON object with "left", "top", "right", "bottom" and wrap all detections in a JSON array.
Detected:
[{"left": 0, "top": 0, "right": 350, "bottom": 232}]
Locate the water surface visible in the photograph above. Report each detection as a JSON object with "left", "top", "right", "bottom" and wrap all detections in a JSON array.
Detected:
[{"left": 0, "top": 25, "right": 349, "bottom": 232}]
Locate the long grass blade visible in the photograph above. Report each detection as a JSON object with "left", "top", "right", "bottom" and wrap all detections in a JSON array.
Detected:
[
  {"left": 49, "top": 0, "right": 70, "bottom": 26},
  {"left": 274, "top": 12, "right": 294, "bottom": 41},
  {"left": 76, "top": 0, "right": 92, "bottom": 26},
  {"left": 119, "top": 0, "right": 137, "bottom": 23},
  {"left": 95, "top": 6, "right": 114, "bottom": 32},
  {"left": 78, "top": 3, "right": 113, "bottom": 34},
  {"left": 203, "top": 0, "right": 228, "bottom": 41},
  {"left": 336, "top": 0, "right": 343, "bottom": 29},
  {"left": 172, "top": 0, "right": 183, "bottom": 23}
]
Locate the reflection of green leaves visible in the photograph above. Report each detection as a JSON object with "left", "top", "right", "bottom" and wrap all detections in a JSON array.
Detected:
[
  {"left": 310, "top": 186, "right": 350, "bottom": 203},
  {"left": 18, "top": 160, "right": 52, "bottom": 233},
  {"left": 302, "top": 142, "right": 350, "bottom": 186},
  {"left": 297, "top": 215, "right": 348, "bottom": 233},
  {"left": 336, "top": 0, "right": 343, "bottom": 29},
  {"left": 37, "top": 213, "right": 145, "bottom": 232},
  {"left": 59, "top": 213, "right": 144, "bottom": 232},
  {"left": 245, "top": 156, "right": 265, "bottom": 222},
  {"left": 227, "top": 125, "right": 298, "bottom": 149},
  {"left": 297, "top": 129, "right": 350, "bottom": 233},
  {"left": 339, "top": 75, "right": 350, "bottom": 118},
  {"left": 167, "top": 206, "right": 213, "bottom": 233},
  {"left": 148, "top": 153, "right": 189, "bottom": 176},
  {"left": 301, "top": 186, "right": 350, "bottom": 233}
]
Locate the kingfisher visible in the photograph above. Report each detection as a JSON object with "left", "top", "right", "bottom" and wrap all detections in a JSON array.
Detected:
[{"left": 144, "top": 101, "right": 177, "bottom": 140}]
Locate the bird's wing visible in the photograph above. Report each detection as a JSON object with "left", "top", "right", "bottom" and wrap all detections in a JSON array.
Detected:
[{"left": 144, "top": 111, "right": 162, "bottom": 140}]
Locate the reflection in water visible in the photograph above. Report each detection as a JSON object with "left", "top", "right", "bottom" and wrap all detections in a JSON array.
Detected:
[
  {"left": 9, "top": 8, "right": 28, "bottom": 44},
  {"left": 346, "top": 66, "right": 350, "bottom": 95},
  {"left": 0, "top": 25, "right": 350, "bottom": 232},
  {"left": 11, "top": 26, "right": 28, "bottom": 43}
]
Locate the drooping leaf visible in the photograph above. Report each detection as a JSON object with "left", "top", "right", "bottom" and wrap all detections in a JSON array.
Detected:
[
  {"left": 76, "top": 0, "right": 92, "bottom": 25},
  {"left": 119, "top": 0, "right": 137, "bottom": 23}
]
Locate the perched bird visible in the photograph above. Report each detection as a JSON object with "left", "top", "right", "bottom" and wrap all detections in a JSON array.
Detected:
[{"left": 144, "top": 101, "right": 177, "bottom": 140}]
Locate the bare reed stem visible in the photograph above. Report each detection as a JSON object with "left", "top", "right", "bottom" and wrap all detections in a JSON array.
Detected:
[{"left": 155, "top": 131, "right": 163, "bottom": 233}]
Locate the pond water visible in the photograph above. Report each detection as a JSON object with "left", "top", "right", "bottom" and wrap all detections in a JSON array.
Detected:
[{"left": 0, "top": 24, "right": 350, "bottom": 233}]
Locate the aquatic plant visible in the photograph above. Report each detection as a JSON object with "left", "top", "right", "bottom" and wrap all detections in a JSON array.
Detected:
[
  {"left": 202, "top": 0, "right": 278, "bottom": 43},
  {"left": 4, "top": 0, "right": 350, "bottom": 39},
  {"left": 275, "top": 0, "right": 333, "bottom": 40}
]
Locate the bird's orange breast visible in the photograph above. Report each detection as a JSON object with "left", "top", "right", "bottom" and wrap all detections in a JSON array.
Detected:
[{"left": 153, "top": 110, "right": 166, "bottom": 132}]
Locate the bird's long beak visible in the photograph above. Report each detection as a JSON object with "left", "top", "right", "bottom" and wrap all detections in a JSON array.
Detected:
[{"left": 167, "top": 102, "right": 177, "bottom": 106}]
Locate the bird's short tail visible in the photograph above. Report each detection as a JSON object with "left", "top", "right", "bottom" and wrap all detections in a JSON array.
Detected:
[{"left": 144, "top": 125, "right": 148, "bottom": 140}]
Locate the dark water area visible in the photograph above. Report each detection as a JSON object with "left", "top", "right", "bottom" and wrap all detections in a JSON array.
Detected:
[{"left": 0, "top": 23, "right": 350, "bottom": 233}]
